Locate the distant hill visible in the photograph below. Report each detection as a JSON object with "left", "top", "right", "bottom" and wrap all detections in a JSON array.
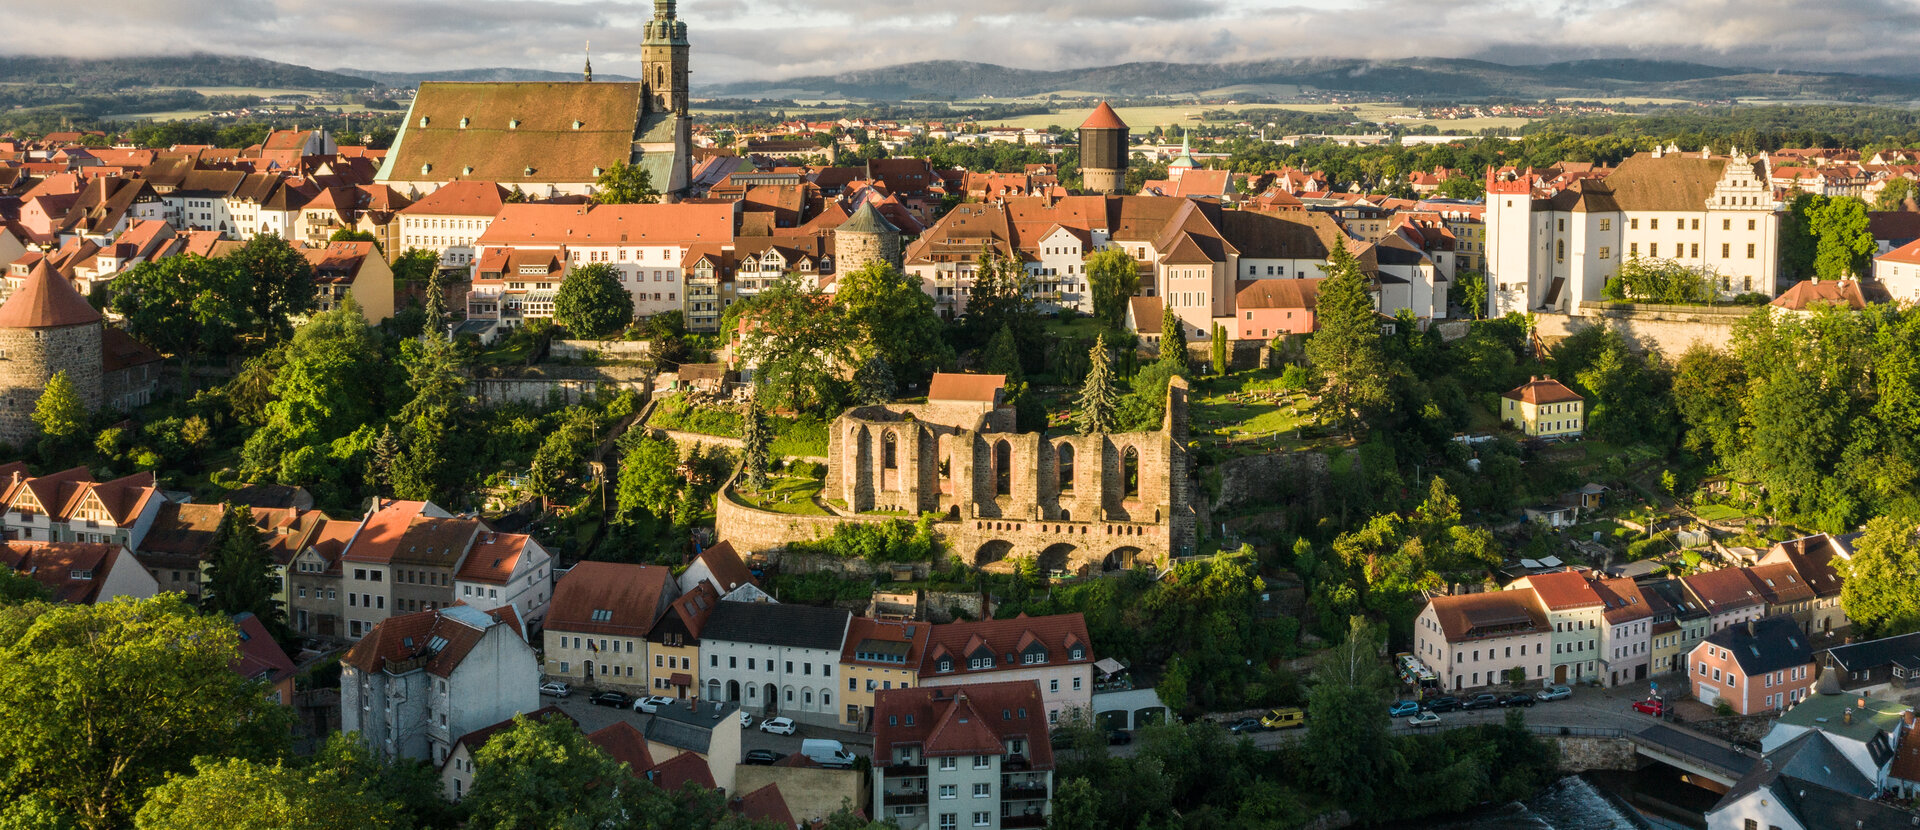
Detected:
[
  {"left": 342, "top": 67, "right": 636, "bottom": 87},
  {"left": 705, "top": 57, "right": 1920, "bottom": 103},
  {"left": 0, "top": 54, "right": 373, "bottom": 89}
]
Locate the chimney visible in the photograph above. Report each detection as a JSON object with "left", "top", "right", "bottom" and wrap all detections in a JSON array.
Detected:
[
  {"left": 1747, "top": 620, "right": 1757, "bottom": 638},
  {"left": 1858, "top": 696, "right": 1866, "bottom": 710},
  {"left": 1844, "top": 708, "right": 1853, "bottom": 725}
]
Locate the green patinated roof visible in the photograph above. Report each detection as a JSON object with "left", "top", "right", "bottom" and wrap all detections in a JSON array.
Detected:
[{"left": 839, "top": 201, "right": 899, "bottom": 235}]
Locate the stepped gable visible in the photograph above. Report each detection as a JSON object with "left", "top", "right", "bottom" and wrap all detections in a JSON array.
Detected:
[{"left": 0, "top": 260, "right": 101, "bottom": 329}]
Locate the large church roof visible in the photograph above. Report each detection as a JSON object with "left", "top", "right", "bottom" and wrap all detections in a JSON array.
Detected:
[
  {"left": 378, "top": 82, "right": 646, "bottom": 184},
  {"left": 0, "top": 261, "right": 102, "bottom": 329}
]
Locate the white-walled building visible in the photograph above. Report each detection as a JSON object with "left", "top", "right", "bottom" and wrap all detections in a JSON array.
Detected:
[
  {"left": 340, "top": 604, "right": 540, "bottom": 765},
  {"left": 397, "top": 182, "right": 510, "bottom": 269},
  {"left": 1506, "top": 571, "right": 1606, "bottom": 685},
  {"left": 916, "top": 614, "right": 1096, "bottom": 725},
  {"left": 700, "top": 600, "right": 851, "bottom": 726},
  {"left": 1414, "top": 589, "right": 1553, "bottom": 691}
]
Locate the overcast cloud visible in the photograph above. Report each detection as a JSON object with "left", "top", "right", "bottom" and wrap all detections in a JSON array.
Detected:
[{"left": 0, "top": 0, "right": 1913, "bottom": 86}]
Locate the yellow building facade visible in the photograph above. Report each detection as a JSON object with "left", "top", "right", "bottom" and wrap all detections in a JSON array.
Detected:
[{"left": 1502, "top": 377, "right": 1584, "bottom": 438}]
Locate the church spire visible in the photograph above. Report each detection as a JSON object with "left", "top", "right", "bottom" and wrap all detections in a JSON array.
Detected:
[{"left": 583, "top": 41, "right": 592, "bottom": 82}]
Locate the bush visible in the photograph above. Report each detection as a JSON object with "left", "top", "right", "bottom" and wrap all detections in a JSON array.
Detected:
[
  {"left": 1714, "top": 700, "right": 1735, "bottom": 717},
  {"left": 1626, "top": 530, "right": 1677, "bottom": 561},
  {"left": 1279, "top": 363, "right": 1311, "bottom": 390}
]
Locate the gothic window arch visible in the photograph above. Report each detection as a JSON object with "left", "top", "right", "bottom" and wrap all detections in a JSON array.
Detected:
[
  {"left": 994, "top": 440, "right": 1012, "bottom": 496},
  {"left": 1056, "top": 443, "right": 1075, "bottom": 493},
  {"left": 1122, "top": 446, "right": 1140, "bottom": 499}
]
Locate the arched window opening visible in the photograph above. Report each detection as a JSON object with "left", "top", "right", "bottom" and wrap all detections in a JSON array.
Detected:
[
  {"left": 994, "top": 441, "right": 1012, "bottom": 496},
  {"left": 1122, "top": 446, "right": 1140, "bottom": 499},
  {"left": 1056, "top": 443, "right": 1075, "bottom": 493}
]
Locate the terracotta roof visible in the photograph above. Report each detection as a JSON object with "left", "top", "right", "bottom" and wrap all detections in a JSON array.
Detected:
[
  {"left": 475, "top": 202, "right": 734, "bottom": 247},
  {"left": 651, "top": 581, "right": 719, "bottom": 644},
  {"left": 644, "top": 751, "right": 715, "bottom": 792},
  {"left": 342, "top": 500, "right": 431, "bottom": 564},
  {"left": 231, "top": 612, "right": 295, "bottom": 684},
  {"left": 1892, "top": 722, "right": 1920, "bottom": 784},
  {"left": 1771, "top": 279, "right": 1867, "bottom": 311},
  {"left": 1504, "top": 376, "right": 1583, "bottom": 405},
  {"left": 1080, "top": 102, "right": 1128, "bottom": 131},
  {"left": 456, "top": 531, "right": 532, "bottom": 586},
  {"left": 1235, "top": 278, "right": 1323, "bottom": 311},
  {"left": 919, "top": 613, "right": 1092, "bottom": 678},
  {"left": 1128, "top": 295, "right": 1163, "bottom": 334},
  {"left": 1745, "top": 562, "right": 1816, "bottom": 606},
  {"left": 341, "top": 603, "right": 523, "bottom": 677},
  {"left": 388, "top": 516, "right": 479, "bottom": 568},
  {"left": 384, "top": 82, "right": 647, "bottom": 184},
  {"left": 449, "top": 706, "right": 575, "bottom": 764},
  {"left": 1592, "top": 577, "right": 1652, "bottom": 625},
  {"left": 928, "top": 372, "right": 1005, "bottom": 404},
  {"left": 842, "top": 616, "right": 933, "bottom": 667},
  {"left": 5, "top": 466, "right": 92, "bottom": 517},
  {"left": 873, "top": 681, "right": 1053, "bottom": 767},
  {"left": 1516, "top": 570, "right": 1603, "bottom": 610},
  {"left": 729, "top": 783, "right": 795, "bottom": 828},
  {"left": 585, "top": 721, "right": 655, "bottom": 772},
  {"left": 548, "top": 561, "right": 676, "bottom": 636},
  {"left": 401, "top": 181, "right": 509, "bottom": 217},
  {"left": 1762, "top": 533, "right": 1853, "bottom": 598},
  {"left": 0, "top": 260, "right": 101, "bottom": 329},
  {"left": 68, "top": 471, "right": 159, "bottom": 525},
  {"left": 0, "top": 541, "right": 129, "bottom": 603},
  {"left": 137, "top": 502, "right": 226, "bottom": 558},
  {"left": 101, "top": 327, "right": 163, "bottom": 374},
  {"left": 1682, "top": 566, "right": 1764, "bottom": 613},
  {"left": 1429, "top": 590, "right": 1550, "bottom": 641},
  {"left": 686, "top": 541, "right": 757, "bottom": 595}
]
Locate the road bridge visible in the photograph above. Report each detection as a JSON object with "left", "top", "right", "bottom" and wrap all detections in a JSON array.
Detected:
[{"left": 1629, "top": 723, "right": 1754, "bottom": 791}]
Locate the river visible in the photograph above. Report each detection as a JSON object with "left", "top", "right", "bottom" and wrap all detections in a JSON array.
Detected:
[{"left": 1384, "top": 772, "right": 1709, "bottom": 830}]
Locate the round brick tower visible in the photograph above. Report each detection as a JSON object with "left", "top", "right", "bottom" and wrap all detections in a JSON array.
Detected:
[
  {"left": 835, "top": 200, "right": 903, "bottom": 274},
  {"left": 0, "top": 261, "right": 103, "bottom": 447},
  {"left": 1078, "top": 101, "right": 1130, "bottom": 195}
]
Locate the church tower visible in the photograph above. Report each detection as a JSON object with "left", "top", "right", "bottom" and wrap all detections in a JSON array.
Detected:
[{"left": 641, "top": 0, "right": 690, "bottom": 119}]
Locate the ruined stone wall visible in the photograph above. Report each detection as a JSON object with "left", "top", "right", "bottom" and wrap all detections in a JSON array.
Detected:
[
  {"left": 0, "top": 322, "right": 102, "bottom": 447},
  {"left": 1533, "top": 303, "right": 1752, "bottom": 356}
]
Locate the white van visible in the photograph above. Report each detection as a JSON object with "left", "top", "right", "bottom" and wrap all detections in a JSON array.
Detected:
[{"left": 800, "top": 738, "right": 855, "bottom": 768}]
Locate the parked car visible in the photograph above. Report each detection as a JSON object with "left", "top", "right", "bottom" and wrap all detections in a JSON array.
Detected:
[
  {"left": 739, "top": 711, "right": 754, "bottom": 728},
  {"left": 1501, "top": 693, "right": 1536, "bottom": 708},
  {"left": 1424, "top": 696, "right": 1461, "bottom": 713},
  {"left": 759, "top": 717, "right": 797, "bottom": 736},
  {"left": 1226, "top": 717, "right": 1263, "bottom": 734},
  {"left": 802, "top": 739, "right": 856, "bottom": 768},
  {"left": 742, "top": 749, "right": 785, "bottom": 766},
  {"left": 632, "top": 695, "right": 676, "bottom": 713},
  {"left": 589, "top": 691, "right": 632, "bottom": 708},
  {"left": 1408, "top": 711, "right": 1442, "bottom": 728},
  {"left": 1631, "top": 698, "right": 1665, "bottom": 716},
  {"left": 1535, "top": 685, "right": 1573, "bottom": 702},
  {"left": 1462, "top": 693, "right": 1502, "bottom": 711},
  {"left": 1260, "top": 707, "right": 1307, "bottom": 729},
  {"left": 539, "top": 681, "right": 571, "bottom": 698},
  {"left": 1107, "top": 730, "right": 1133, "bottom": 746},
  {"left": 1388, "top": 700, "right": 1421, "bottom": 717}
]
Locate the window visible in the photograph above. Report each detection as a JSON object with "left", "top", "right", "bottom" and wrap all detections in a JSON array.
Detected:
[
  {"left": 939, "top": 785, "right": 957, "bottom": 800},
  {"left": 973, "top": 812, "right": 991, "bottom": 826},
  {"left": 1073, "top": 677, "right": 1082, "bottom": 690},
  {"left": 1748, "top": 219, "right": 1757, "bottom": 231},
  {"left": 1049, "top": 679, "right": 1058, "bottom": 692},
  {"left": 973, "top": 783, "right": 990, "bottom": 798},
  {"left": 974, "top": 755, "right": 990, "bottom": 769},
  {"left": 940, "top": 757, "right": 957, "bottom": 771},
  {"left": 1599, "top": 219, "right": 1611, "bottom": 231},
  {"left": 940, "top": 815, "right": 957, "bottom": 830},
  {"left": 1598, "top": 246, "right": 1610, "bottom": 260},
  {"left": 1650, "top": 218, "right": 1658, "bottom": 230},
  {"left": 1747, "top": 243, "right": 1756, "bottom": 259}
]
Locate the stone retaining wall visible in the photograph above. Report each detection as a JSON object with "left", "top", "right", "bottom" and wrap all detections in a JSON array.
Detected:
[
  {"left": 1553, "top": 736, "right": 1637, "bottom": 773},
  {"left": 1534, "top": 303, "right": 1756, "bottom": 356}
]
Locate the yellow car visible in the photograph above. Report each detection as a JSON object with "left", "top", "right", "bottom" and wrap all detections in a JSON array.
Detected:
[{"left": 1259, "top": 707, "right": 1306, "bottom": 729}]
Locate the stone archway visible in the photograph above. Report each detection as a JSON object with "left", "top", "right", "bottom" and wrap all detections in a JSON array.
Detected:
[
  {"left": 1102, "top": 546, "right": 1143, "bottom": 572},
  {"left": 1037, "top": 543, "right": 1076, "bottom": 575},
  {"left": 974, "top": 539, "right": 1015, "bottom": 568}
]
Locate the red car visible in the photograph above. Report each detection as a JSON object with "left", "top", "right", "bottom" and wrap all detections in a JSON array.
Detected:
[{"left": 1631, "top": 699, "right": 1664, "bottom": 716}]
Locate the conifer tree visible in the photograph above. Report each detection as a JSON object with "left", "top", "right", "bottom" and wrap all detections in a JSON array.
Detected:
[
  {"left": 1306, "top": 244, "right": 1392, "bottom": 435},
  {"left": 32, "top": 370, "right": 87, "bottom": 441},
  {"left": 1158, "top": 308, "right": 1187, "bottom": 369},
  {"left": 741, "top": 391, "right": 770, "bottom": 491},
  {"left": 983, "top": 324, "right": 1023, "bottom": 384},
  {"left": 203, "top": 505, "right": 284, "bottom": 632},
  {"left": 1211, "top": 323, "right": 1229, "bottom": 376},
  {"left": 1076, "top": 333, "right": 1119, "bottom": 434}
]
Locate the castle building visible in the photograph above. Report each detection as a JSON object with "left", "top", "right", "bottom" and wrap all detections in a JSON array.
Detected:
[
  {"left": 1078, "top": 102, "right": 1129, "bottom": 196},
  {"left": 0, "top": 262, "right": 106, "bottom": 447},
  {"left": 375, "top": 0, "right": 694, "bottom": 200},
  {"left": 834, "top": 201, "right": 904, "bottom": 274}
]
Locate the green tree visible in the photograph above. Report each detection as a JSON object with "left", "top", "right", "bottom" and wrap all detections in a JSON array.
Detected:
[
  {"left": 1451, "top": 269, "right": 1489, "bottom": 319},
  {"left": 1810, "top": 196, "right": 1875, "bottom": 279},
  {"left": 328, "top": 228, "right": 376, "bottom": 244},
  {"left": 735, "top": 276, "right": 854, "bottom": 416},
  {"left": 1875, "top": 177, "right": 1915, "bottom": 211},
  {"left": 202, "top": 506, "right": 285, "bottom": 633},
  {"left": 1048, "top": 778, "right": 1100, "bottom": 830},
  {"left": 1573, "top": 328, "right": 1677, "bottom": 447},
  {"left": 983, "top": 324, "right": 1024, "bottom": 384},
  {"left": 463, "top": 714, "right": 645, "bottom": 830},
  {"left": 853, "top": 355, "right": 896, "bottom": 404},
  {"left": 835, "top": 261, "right": 952, "bottom": 387},
  {"left": 615, "top": 432, "right": 681, "bottom": 522},
  {"left": 1306, "top": 245, "right": 1393, "bottom": 435},
  {"left": 964, "top": 242, "right": 1036, "bottom": 351},
  {"left": 591, "top": 160, "right": 660, "bottom": 205},
  {"left": 389, "top": 249, "right": 441, "bottom": 286},
  {"left": 1838, "top": 516, "right": 1920, "bottom": 636},
  {"left": 1076, "top": 333, "right": 1119, "bottom": 434},
  {"left": 32, "top": 370, "right": 87, "bottom": 441},
  {"left": 133, "top": 756, "right": 403, "bottom": 830},
  {"left": 241, "top": 299, "right": 383, "bottom": 481},
  {"left": 1304, "top": 618, "right": 1403, "bottom": 822},
  {"left": 228, "top": 234, "right": 316, "bottom": 344},
  {"left": 0, "top": 568, "right": 49, "bottom": 604},
  {"left": 552, "top": 263, "right": 632, "bottom": 339},
  {"left": 1671, "top": 344, "right": 1748, "bottom": 459},
  {"left": 0, "top": 595, "right": 292, "bottom": 829},
  {"left": 1083, "top": 248, "right": 1141, "bottom": 327},
  {"left": 741, "top": 392, "right": 771, "bottom": 491},
  {"left": 1780, "top": 191, "right": 1824, "bottom": 280},
  {"left": 1210, "top": 322, "right": 1229, "bottom": 377},
  {"left": 110, "top": 254, "right": 252, "bottom": 371},
  {"left": 1158, "top": 307, "right": 1187, "bottom": 369}
]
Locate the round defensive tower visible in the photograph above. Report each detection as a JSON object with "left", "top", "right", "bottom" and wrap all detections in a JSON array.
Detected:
[
  {"left": 0, "top": 261, "right": 103, "bottom": 447},
  {"left": 1078, "top": 101, "right": 1130, "bottom": 195},
  {"left": 835, "top": 200, "right": 903, "bottom": 274}
]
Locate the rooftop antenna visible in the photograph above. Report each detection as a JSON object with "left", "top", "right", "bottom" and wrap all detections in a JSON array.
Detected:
[{"left": 584, "top": 41, "right": 593, "bottom": 83}]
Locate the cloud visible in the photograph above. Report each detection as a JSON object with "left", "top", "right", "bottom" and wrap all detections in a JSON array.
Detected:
[{"left": 3, "top": 0, "right": 1919, "bottom": 86}]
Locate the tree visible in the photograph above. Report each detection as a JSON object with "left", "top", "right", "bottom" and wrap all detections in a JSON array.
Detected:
[
  {"left": 1604, "top": 257, "right": 1715, "bottom": 304},
  {"left": 327, "top": 228, "right": 375, "bottom": 244},
  {"left": 420, "top": 267, "right": 447, "bottom": 335},
  {"left": 1451, "top": 269, "right": 1488, "bottom": 319},
  {"left": 111, "top": 254, "right": 252, "bottom": 371},
  {"left": 241, "top": 299, "right": 383, "bottom": 481},
  {"left": 1875, "top": 177, "right": 1915, "bottom": 211},
  {"left": 852, "top": 355, "right": 896, "bottom": 405},
  {"left": 32, "top": 370, "right": 87, "bottom": 441},
  {"left": 1671, "top": 344, "right": 1748, "bottom": 459},
  {"left": 202, "top": 505, "right": 285, "bottom": 632},
  {"left": 1158, "top": 307, "right": 1187, "bottom": 369},
  {"left": 0, "top": 595, "right": 292, "bottom": 829},
  {"left": 964, "top": 242, "right": 1035, "bottom": 350},
  {"left": 735, "top": 276, "right": 855, "bottom": 416},
  {"left": 0, "top": 568, "right": 49, "bottom": 604},
  {"left": 1083, "top": 248, "right": 1141, "bottom": 327},
  {"left": 591, "top": 161, "right": 660, "bottom": 205},
  {"left": 133, "top": 756, "right": 404, "bottom": 830},
  {"left": 835, "top": 261, "right": 952, "bottom": 388},
  {"left": 741, "top": 391, "right": 771, "bottom": 491},
  {"left": 1303, "top": 618, "right": 1403, "bottom": 822},
  {"left": 228, "top": 234, "right": 316, "bottom": 344},
  {"left": 1210, "top": 322, "right": 1229, "bottom": 377},
  {"left": 1810, "top": 196, "right": 1875, "bottom": 279},
  {"left": 1573, "top": 328, "right": 1677, "bottom": 447},
  {"left": 1780, "top": 191, "right": 1824, "bottom": 280},
  {"left": 1075, "top": 333, "right": 1119, "bottom": 434},
  {"left": 553, "top": 263, "right": 632, "bottom": 339},
  {"left": 1048, "top": 778, "right": 1100, "bottom": 830},
  {"left": 1838, "top": 516, "right": 1920, "bottom": 637},
  {"left": 1306, "top": 244, "right": 1393, "bottom": 435},
  {"left": 463, "top": 714, "right": 645, "bottom": 830},
  {"left": 983, "top": 324, "right": 1024, "bottom": 384},
  {"left": 643, "top": 310, "right": 690, "bottom": 371},
  {"left": 615, "top": 432, "right": 681, "bottom": 522},
  {"left": 389, "top": 249, "right": 441, "bottom": 286}
]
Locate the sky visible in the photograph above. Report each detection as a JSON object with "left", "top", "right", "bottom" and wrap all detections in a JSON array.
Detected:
[{"left": 1, "top": 0, "right": 1914, "bottom": 87}]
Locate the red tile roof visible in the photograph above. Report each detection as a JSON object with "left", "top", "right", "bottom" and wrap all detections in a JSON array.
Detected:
[
  {"left": 645, "top": 751, "right": 715, "bottom": 791},
  {"left": 927, "top": 372, "right": 1005, "bottom": 404},
  {"left": 1235, "top": 277, "right": 1323, "bottom": 311},
  {"left": 456, "top": 531, "right": 532, "bottom": 585},
  {"left": 0, "top": 260, "right": 101, "bottom": 329},
  {"left": 1518, "top": 570, "right": 1604, "bottom": 611},
  {"left": 1762, "top": 534, "right": 1850, "bottom": 598},
  {"left": 476, "top": 203, "right": 735, "bottom": 247},
  {"left": 548, "top": 561, "right": 676, "bottom": 637},
  {"left": 1745, "top": 562, "right": 1816, "bottom": 606},
  {"left": 688, "top": 541, "right": 757, "bottom": 595},
  {"left": 585, "top": 721, "right": 654, "bottom": 772},
  {"left": 231, "top": 612, "right": 295, "bottom": 684},
  {"left": 919, "top": 613, "right": 1091, "bottom": 678},
  {"left": 1080, "top": 102, "right": 1128, "bottom": 131},
  {"left": 842, "top": 616, "right": 933, "bottom": 666},
  {"left": 0, "top": 541, "right": 129, "bottom": 603},
  {"left": 342, "top": 500, "right": 430, "bottom": 564},
  {"left": 873, "top": 681, "right": 1053, "bottom": 766},
  {"left": 1504, "top": 376, "right": 1583, "bottom": 405},
  {"left": 729, "top": 783, "right": 796, "bottom": 828},
  {"left": 1770, "top": 279, "right": 1867, "bottom": 311},
  {"left": 1429, "top": 590, "right": 1550, "bottom": 641},
  {"left": 652, "top": 581, "right": 719, "bottom": 643},
  {"left": 1682, "top": 567, "right": 1764, "bottom": 614},
  {"left": 341, "top": 603, "right": 523, "bottom": 677},
  {"left": 1592, "top": 577, "right": 1653, "bottom": 625},
  {"left": 401, "top": 181, "right": 509, "bottom": 217},
  {"left": 1891, "top": 722, "right": 1920, "bottom": 785}
]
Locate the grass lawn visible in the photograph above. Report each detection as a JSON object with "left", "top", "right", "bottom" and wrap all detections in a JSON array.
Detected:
[
  {"left": 733, "top": 474, "right": 828, "bottom": 515},
  {"left": 1695, "top": 503, "right": 1751, "bottom": 522},
  {"left": 771, "top": 418, "right": 829, "bottom": 459}
]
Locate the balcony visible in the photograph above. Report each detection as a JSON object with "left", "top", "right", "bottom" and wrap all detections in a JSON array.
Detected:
[
  {"left": 883, "top": 763, "right": 928, "bottom": 777},
  {"left": 881, "top": 790, "right": 927, "bottom": 806},
  {"left": 1001, "top": 812, "right": 1048, "bottom": 829},
  {"left": 1003, "top": 754, "right": 1030, "bottom": 771},
  {"left": 1002, "top": 781, "right": 1048, "bottom": 800}
]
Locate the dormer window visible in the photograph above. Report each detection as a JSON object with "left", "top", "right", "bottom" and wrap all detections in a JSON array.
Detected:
[
  {"left": 419, "top": 117, "right": 430, "bottom": 128},
  {"left": 421, "top": 164, "right": 433, "bottom": 175},
  {"left": 1070, "top": 647, "right": 1084, "bottom": 660},
  {"left": 463, "top": 166, "right": 474, "bottom": 176},
  {"left": 509, "top": 119, "right": 521, "bottom": 129},
  {"left": 524, "top": 167, "right": 536, "bottom": 176},
  {"left": 590, "top": 609, "right": 612, "bottom": 622},
  {"left": 593, "top": 167, "right": 604, "bottom": 177},
  {"left": 572, "top": 120, "right": 584, "bottom": 130},
  {"left": 459, "top": 117, "right": 469, "bottom": 128},
  {"left": 938, "top": 659, "right": 952, "bottom": 673}
]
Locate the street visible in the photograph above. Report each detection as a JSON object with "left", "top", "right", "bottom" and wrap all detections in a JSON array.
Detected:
[{"left": 540, "top": 692, "right": 877, "bottom": 760}]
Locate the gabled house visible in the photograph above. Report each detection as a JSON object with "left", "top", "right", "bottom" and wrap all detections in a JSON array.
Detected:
[
  {"left": 1820, "top": 631, "right": 1920, "bottom": 694},
  {"left": 1501, "top": 377, "right": 1584, "bottom": 439},
  {"left": 1506, "top": 570, "right": 1605, "bottom": 684},
  {"left": 1593, "top": 577, "right": 1653, "bottom": 686},
  {"left": 1761, "top": 693, "right": 1907, "bottom": 786},
  {"left": 304, "top": 240, "right": 396, "bottom": 322},
  {"left": 700, "top": 600, "right": 851, "bottom": 726},
  {"left": 543, "top": 561, "right": 681, "bottom": 693},
  {"left": 1706, "top": 728, "right": 1904, "bottom": 830},
  {"left": 642, "top": 696, "right": 743, "bottom": 794},
  {"left": 677, "top": 541, "right": 768, "bottom": 602},
  {"left": 439, "top": 706, "right": 574, "bottom": 800},
  {"left": 840, "top": 616, "right": 933, "bottom": 730},
  {"left": 871, "top": 681, "right": 1055, "bottom": 830},
  {"left": 1683, "top": 566, "right": 1768, "bottom": 634},
  {"left": 1689, "top": 617, "right": 1815, "bottom": 715},
  {"left": 646, "top": 581, "right": 718, "bottom": 700},
  {"left": 1640, "top": 577, "right": 1711, "bottom": 676},
  {"left": 1757, "top": 533, "right": 1854, "bottom": 636},
  {"left": 917, "top": 613, "right": 1095, "bottom": 724},
  {"left": 232, "top": 611, "right": 296, "bottom": 704},
  {"left": 0, "top": 539, "right": 158, "bottom": 603},
  {"left": 340, "top": 603, "right": 539, "bottom": 764},
  {"left": 1413, "top": 589, "right": 1553, "bottom": 691}
]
